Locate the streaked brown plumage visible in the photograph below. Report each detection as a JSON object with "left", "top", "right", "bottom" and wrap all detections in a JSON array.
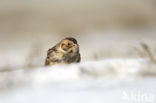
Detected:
[{"left": 45, "top": 37, "right": 81, "bottom": 66}]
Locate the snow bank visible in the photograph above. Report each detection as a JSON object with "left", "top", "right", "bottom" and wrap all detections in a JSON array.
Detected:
[
  {"left": 31, "top": 58, "right": 153, "bottom": 83},
  {"left": 0, "top": 58, "right": 155, "bottom": 88},
  {"left": 0, "top": 58, "right": 156, "bottom": 103}
]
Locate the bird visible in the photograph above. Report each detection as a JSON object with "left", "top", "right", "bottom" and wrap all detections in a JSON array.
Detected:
[{"left": 45, "top": 37, "right": 81, "bottom": 66}]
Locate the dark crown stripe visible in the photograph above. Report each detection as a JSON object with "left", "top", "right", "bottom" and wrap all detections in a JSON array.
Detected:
[{"left": 65, "top": 37, "right": 77, "bottom": 44}]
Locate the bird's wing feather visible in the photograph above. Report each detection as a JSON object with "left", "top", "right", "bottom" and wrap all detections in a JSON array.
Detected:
[
  {"left": 47, "top": 45, "right": 56, "bottom": 56},
  {"left": 77, "top": 53, "right": 81, "bottom": 62}
]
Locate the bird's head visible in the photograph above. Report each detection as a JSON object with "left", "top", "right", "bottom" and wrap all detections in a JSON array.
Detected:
[{"left": 58, "top": 37, "right": 79, "bottom": 53}]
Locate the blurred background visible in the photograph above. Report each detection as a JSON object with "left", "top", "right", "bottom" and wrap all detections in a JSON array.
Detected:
[{"left": 0, "top": 0, "right": 156, "bottom": 69}]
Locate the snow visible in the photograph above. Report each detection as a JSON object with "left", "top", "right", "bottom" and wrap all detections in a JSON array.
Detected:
[
  {"left": 0, "top": 59, "right": 156, "bottom": 103},
  {"left": 1, "top": 78, "right": 156, "bottom": 103}
]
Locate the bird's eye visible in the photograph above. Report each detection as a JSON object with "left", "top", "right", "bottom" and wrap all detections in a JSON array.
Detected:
[{"left": 67, "top": 43, "right": 71, "bottom": 46}]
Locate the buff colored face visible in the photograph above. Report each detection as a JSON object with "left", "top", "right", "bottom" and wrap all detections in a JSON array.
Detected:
[{"left": 60, "top": 40, "right": 78, "bottom": 53}]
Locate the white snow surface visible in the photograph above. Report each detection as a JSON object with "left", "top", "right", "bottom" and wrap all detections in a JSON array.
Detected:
[{"left": 0, "top": 58, "right": 156, "bottom": 103}]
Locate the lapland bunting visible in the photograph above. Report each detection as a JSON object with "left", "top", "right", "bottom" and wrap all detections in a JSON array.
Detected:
[{"left": 45, "top": 37, "right": 81, "bottom": 66}]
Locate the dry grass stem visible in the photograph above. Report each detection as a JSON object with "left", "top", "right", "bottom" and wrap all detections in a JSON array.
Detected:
[{"left": 141, "top": 42, "right": 155, "bottom": 63}]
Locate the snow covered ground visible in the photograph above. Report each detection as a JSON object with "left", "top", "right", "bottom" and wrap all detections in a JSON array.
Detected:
[
  {"left": 1, "top": 77, "right": 156, "bottom": 103},
  {"left": 0, "top": 58, "right": 156, "bottom": 103}
]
